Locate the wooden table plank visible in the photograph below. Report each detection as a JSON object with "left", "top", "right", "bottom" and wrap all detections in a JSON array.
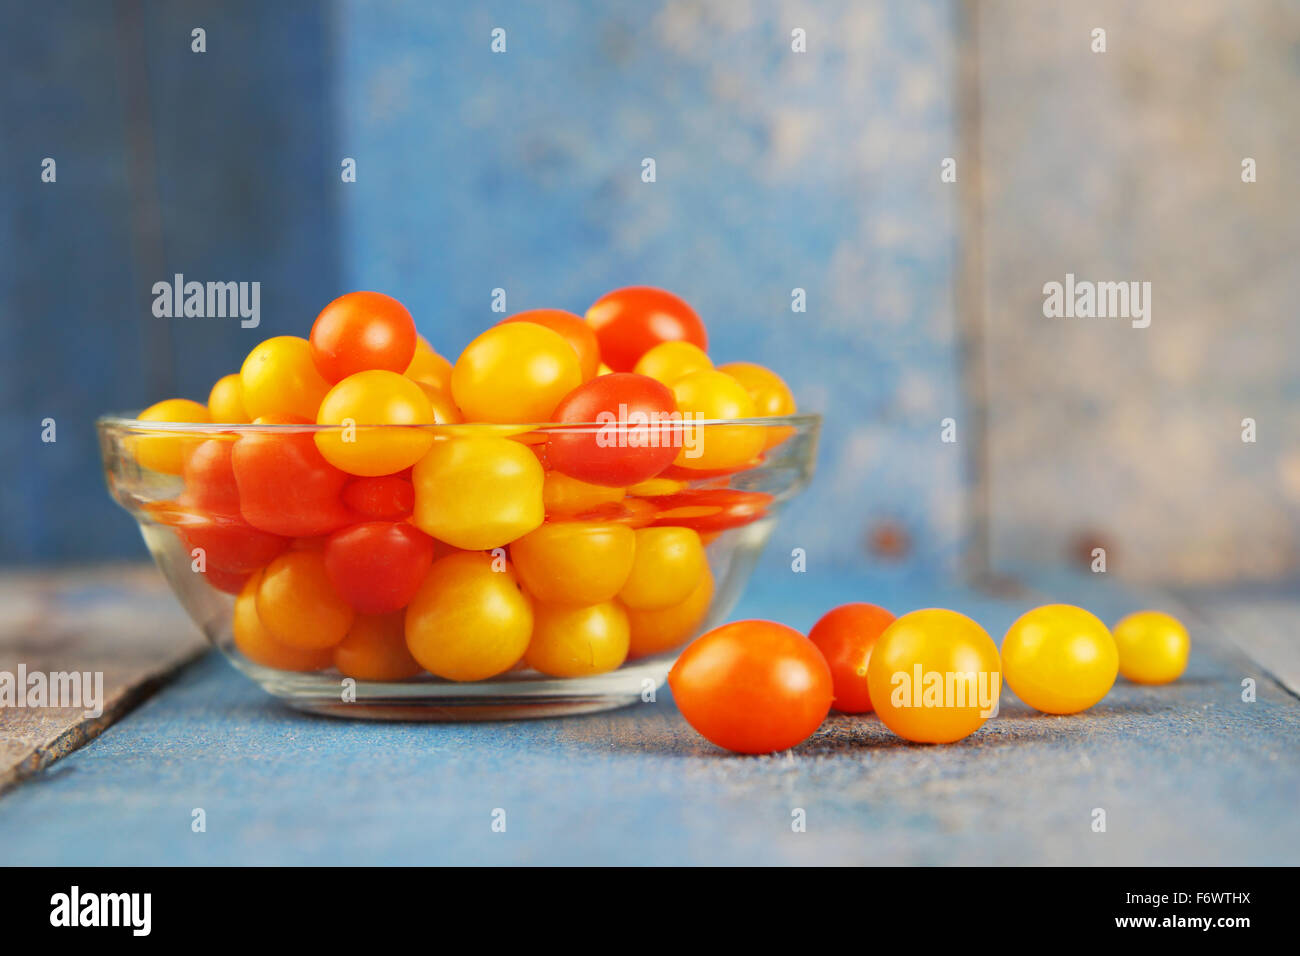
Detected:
[{"left": 0, "top": 566, "right": 206, "bottom": 795}]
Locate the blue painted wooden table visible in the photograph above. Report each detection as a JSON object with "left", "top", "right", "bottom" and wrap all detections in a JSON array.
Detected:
[{"left": 0, "top": 565, "right": 1297, "bottom": 866}]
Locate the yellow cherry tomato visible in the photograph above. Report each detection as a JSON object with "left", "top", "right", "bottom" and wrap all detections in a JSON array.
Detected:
[
  {"left": 719, "top": 361, "right": 796, "bottom": 449},
  {"left": 134, "top": 398, "right": 211, "bottom": 474},
  {"left": 207, "top": 373, "right": 251, "bottom": 424},
  {"left": 1001, "top": 604, "right": 1118, "bottom": 714},
  {"left": 625, "top": 477, "right": 686, "bottom": 497},
  {"left": 624, "top": 566, "right": 714, "bottom": 659},
  {"left": 314, "top": 369, "right": 436, "bottom": 476},
  {"left": 233, "top": 571, "right": 333, "bottom": 671},
  {"left": 451, "top": 323, "right": 582, "bottom": 423},
  {"left": 618, "top": 526, "right": 707, "bottom": 610},
  {"left": 411, "top": 436, "right": 544, "bottom": 550},
  {"left": 240, "top": 335, "right": 332, "bottom": 421},
  {"left": 334, "top": 612, "right": 423, "bottom": 681},
  {"left": 413, "top": 381, "right": 464, "bottom": 425},
  {"left": 405, "top": 336, "right": 453, "bottom": 392},
  {"left": 542, "top": 470, "right": 625, "bottom": 516},
  {"left": 256, "top": 549, "right": 354, "bottom": 650},
  {"left": 405, "top": 551, "right": 533, "bottom": 681},
  {"left": 511, "top": 521, "right": 636, "bottom": 604},
  {"left": 670, "top": 369, "right": 764, "bottom": 471},
  {"left": 524, "top": 600, "right": 630, "bottom": 677},
  {"left": 633, "top": 341, "right": 713, "bottom": 385},
  {"left": 866, "top": 609, "right": 1002, "bottom": 744},
  {"left": 1112, "top": 610, "right": 1190, "bottom": 685}
]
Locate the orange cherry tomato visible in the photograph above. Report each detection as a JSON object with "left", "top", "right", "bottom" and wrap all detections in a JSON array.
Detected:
[
  {"left": 315, "top": 369, "right": 436, "bottom": 476},
  {"left": 231, "top": 423, "right": 353, "bottom": 537},
  {"left": 451, "top": 323, "right": 582, "bottom": 423},
  {"left": 669, "top": 620, "right": 832, "bottom": 754},
  {"left": 207, "top": 373, "right": 251, "bottom": 423},
  {"left": 334, "top": 612, "right": 423, "bottom": 681},
  {"left": 618, "top": 526, "right": 707, "bottom": 609},
  {"left": 866, "top": 609, "right": 1002, "bottom": 744},
  {"left": 585, "top": 287, "right": 708, "bottom": 372},
  {"left": 499, "top": 309, "right": 601, "bottom": 381},
  {"left": 309, "top": 290, "right": 417, "bottom": 383},
  {"left": 405, "top": 335, "right": 454, "bottom": 392},
  {"left": 624, "top": 567, "right": 714, "bottom": 660},
  {"left": 240, "top": 336, "right": 332, "bottom": 421},
  {"left": 255, "top": 549, "right": 354, "bottom": 650},
  {"left": 808, "top": 603, "right": 897, "bottom": 714},
  {"left": 718, "top": 361, "right": 797, "bottom": 449},
  {"left": 524, "top": 601, "right": 630, "bottom": 677},
  {"left": 232, "top": 571, "right": 333, "bottom": 672},
  {"left": 511, "top": 521, "right": 636, "bottom": 605}
]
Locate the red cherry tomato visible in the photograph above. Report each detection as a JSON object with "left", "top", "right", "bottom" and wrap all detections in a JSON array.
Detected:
[
  {"left": 323, "top": 521, "right": 435, "bottom": 614},
  {"left": 231, "top": 423, "right": 353, "bottom": 537},
  {"left": 179, "top": 438, "right": 242, "bottom": 516},
  {"left": 341, "top": 475, "right": 415, "bottom": 520},
  {"left": 546, "top": 373, "right": 681, "bottom": 487},
  {"left": 309, "top": 291, "right": 417, "bottom": 383},
  {"left": 201, "top": 566, "right": 251, "bottom": 595},
  {"left": 179, "top": 514, "right": 287, "bottom": 573},
  {"left": 585, "top": 287, "right": 708, "bottom": 372},
  {"left": 646, "top": 489, "right": 773, "bottom": 533},
  {"left": 499, "top": 309, "right": 602, "bottom": 381},
  {"left": 807, "top": 603, "right": 897, "bottom": 714},
  {"left": 669, "top": 620, "right": 833, "bottom": 754}
]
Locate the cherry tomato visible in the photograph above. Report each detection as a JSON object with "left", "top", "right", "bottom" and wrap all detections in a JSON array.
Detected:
[
  {"left": 585, "top": 287, "right": 708, "bottom": 372},
  {"left": 256, "top": 549, "right": 354, "bottom": 650},
  {"left": 671, "top": 370, "right": 764, "bottom": 472},
  {"left": 231, "top": 423, "right": 353, "bottom": 537},
  {"left": 669, "top": 620, "right": 832, "bottom": 754},
  {"left": 719, "top": 361, "right": 797, "bottom": 449},
  {"left": 511, "top": 521, "right": 636, "bottom": 605},
  {"left": 404, "top": 551, "right": 534, "bottom": 681},
  {"left": 323, "top": 520, "right": 434, "bottom": 614},
  {"left": 233, "top": 571, "right": 333, "bottom": 671},
  {"left": 334, "top": 612, "right": 423, "bottom": 681},
  {"left": 413, "top": 381, "right": 464, "bottom": 424},
  {"left": 405, "top": 335, "right": 454, "bottom": 391},
  {"left": 808, "top": 603, "right": 896, "bottom": 714},
  {"left": 207, "top": 373, "right": 250, "bottom": 423},
  {"left": 315, "top": 369, "right": 436, "bottom": 476},
  {"left": 618, "top": 526, "right": 706, "bottom": 609},
  {"left": 545, "top": 373, "right": 680, "bottom": 487},
  {"left": 178, "top": 512, "right": 287, "bottom": 575},
  {"left": 309, "top": 291, "right": 417, "bottom": 383},
  {"left": 1112, "top": 610, "right": 1189, "bottom": 685},
  {"left": 499, "top": 309, "right": 601, "bottom": 381},
  {"left": 624, "top": 567, "right": 714, "bottom": 660},
  {"left": 568, "top": 497, "right": 659, "bottom": 528},
  {"left": 1001, "top": 604, "right": 1118, "bottom": 714},
  {"left": 342, "top": 475, "right": 415, "bottom": 520},
  {"left": 541, "top": 471, "right": 625, "bottom": 516},
  {"left": 524, "top": 601, "right": 631, "bottom": 677},
  {"left": 632, "top": 341, "right": 712, "bottom": 386},
  {"left": 133, "top": 398, "right": 210, "bottom": 475},
  {"left": 179, "top": 437, "right": 242, "bottom": 516},
  {"left": 625, "top": 477, "right": 685, "bottom": 497},
  {"left": 202, "top": 566, "right": 251, "bottom": 595},
  {"left": 646, "top": 489, "right": 773, "bottom": 533},
  {"left": 451, "top": 322, "right": 582, "bottom": 423},
  {"left": 866, "top": 609, "right": 1002, "bottom": 744},
  {"left": 411, "top": 435, "right": 544, "bottom": 550},
  {"left": 240, "top": 336, "right": 332, "bottom": 421}
]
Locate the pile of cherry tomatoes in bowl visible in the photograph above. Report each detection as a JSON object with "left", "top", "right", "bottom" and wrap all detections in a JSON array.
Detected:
[{"left": 111, "top": 287, "right": 809, "bottom": 686}]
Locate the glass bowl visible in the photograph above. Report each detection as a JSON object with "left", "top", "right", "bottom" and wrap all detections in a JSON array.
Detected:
[{"left": 98, "top": 414, "right": 820, "bottom": 719}]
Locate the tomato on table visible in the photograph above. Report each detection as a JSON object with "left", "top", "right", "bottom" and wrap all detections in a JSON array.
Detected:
[
  {"left": 1001, "top": 604, "right": 1118, "bottom": 714},
  {"left": 545, "top": 372, "right": 681, "bottom": 487},
  {"left": 315, "top": 369, "right": 436, "bottom": 476},
  {"left": 807, "top": 603, "right": 896, "bottom": 714},
  {"left": 309, "top": 291, "right": 417, "bottom": 383},
  {"left": 323, "top": 520, "right": 435, "bottom": 614},
  {"left": 1111, "top": 610, "right": 1189, "bottom": 685},
  {"left": 669, "top": 620, "right": 832, "bottom": 754},
  {"left": 499, "top": 309, "right": 601, "bottom": 381},
  {"left": 451, "top": 322, "right": 582, "bottom": 423},
  {"left": 585, "top": 287, "right": 708, "bottom": 372},
  {"left": 866, "top": 609, "right": 1002, "bottom": 744}
]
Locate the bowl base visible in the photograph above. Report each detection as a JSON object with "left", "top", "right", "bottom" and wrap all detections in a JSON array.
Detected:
[{"left": 280, "top": 693, "right": 643, "bottom": 722}]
